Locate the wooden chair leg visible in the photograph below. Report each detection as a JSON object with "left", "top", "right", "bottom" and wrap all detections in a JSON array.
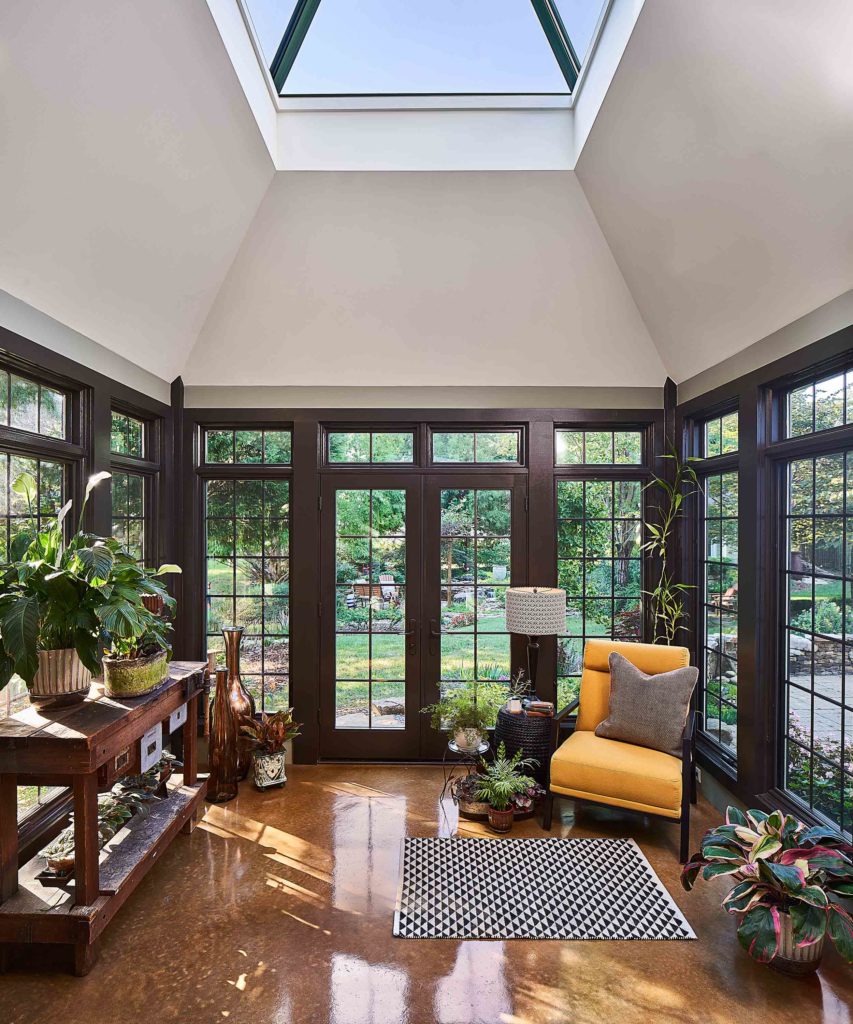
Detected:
[{"left": 542, "top": 790, "right": 555, "bottom": 831}]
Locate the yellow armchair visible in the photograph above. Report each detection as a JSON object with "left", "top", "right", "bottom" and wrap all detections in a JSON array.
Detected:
[{"left": 543, "top": 639, "right": 696, "bottom": 861}]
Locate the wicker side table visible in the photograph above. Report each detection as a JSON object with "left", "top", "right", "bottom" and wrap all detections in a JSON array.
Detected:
[{"left": 493, "top": 706, "right": 553, "bottom": 784}]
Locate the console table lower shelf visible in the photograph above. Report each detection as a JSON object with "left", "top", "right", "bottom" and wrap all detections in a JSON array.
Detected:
[{"left": 0, "top": 775, "right": 206, "bottom": 975}]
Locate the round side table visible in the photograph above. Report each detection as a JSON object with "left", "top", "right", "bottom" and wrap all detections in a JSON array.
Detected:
[{"left": 493, "top": 707, "right": 553, "bottom": 785}]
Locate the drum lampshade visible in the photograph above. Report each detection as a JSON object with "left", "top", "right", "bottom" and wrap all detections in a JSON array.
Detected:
[{"left": 505, "top": 587, "right": 566, "bottom": 636}]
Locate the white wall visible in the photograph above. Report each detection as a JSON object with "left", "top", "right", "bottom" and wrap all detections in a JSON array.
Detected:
[{"left": 185, "top": 171, "right": 665, "bottom": 388}]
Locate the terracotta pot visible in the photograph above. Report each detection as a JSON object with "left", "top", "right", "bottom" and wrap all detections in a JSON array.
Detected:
[
  {"left": 252, "top": 750, "right": 287, "bottom": 790},
  {"left": 29, "top": 649, "right": 92, "bottom": 708},
  {"left": 487, "top": 805, "right": 514, "bottom": 833},
  {"left": 102, "top": 650, "right": 169, "bottom": 698},
  {"left": 770, "top": 911, "right": 825, "bottom": 976}
]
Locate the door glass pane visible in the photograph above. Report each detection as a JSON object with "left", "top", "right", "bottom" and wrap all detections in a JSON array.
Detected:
[
  {"left": 439, "top": 489, "right": 511, "bottom": 722},
  {"left": 335, "top": 489, "right": 406, "bottom": 730}
]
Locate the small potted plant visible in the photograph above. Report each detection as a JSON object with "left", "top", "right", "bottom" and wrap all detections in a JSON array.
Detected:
[
  {"left": 240, "top": 708, "right": 302, "bottom": 790},
  {"left": 682, "top": 806, "right": 853, "bottom": 975},
  {"left": 422, "top": 682, "right": 500, "bottom": 753},
  {"left": 475, "top": 742, "right": 538, "bottom": 833}
]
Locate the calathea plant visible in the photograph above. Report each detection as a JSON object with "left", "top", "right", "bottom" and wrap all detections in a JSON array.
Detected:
[
  {"left": 0, "top": 471, "right": 179, "bottom": 687},
  {"left": 681, "top": 806, "right": 853, "bottom": 966}
]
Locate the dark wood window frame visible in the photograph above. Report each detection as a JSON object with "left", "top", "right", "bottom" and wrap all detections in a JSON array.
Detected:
[
  {"left": 110, "top": 403, "right": 163, "bottom": 567},
  {"left": 322, "top": 424, "right": 418, "bottom": 467}
]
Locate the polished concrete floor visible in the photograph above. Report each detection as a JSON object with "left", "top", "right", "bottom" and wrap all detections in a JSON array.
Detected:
[{"left": 4, "top": 765, "right": 852, "bottom": 1024}]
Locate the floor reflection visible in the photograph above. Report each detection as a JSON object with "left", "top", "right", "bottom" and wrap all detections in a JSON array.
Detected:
[
  {"left": 330, "top": 954, "right": 409, "bottom": 1024},
  {"left": 434, "top": 942, "right": 511, "bottom": 1024},
  {"left": 333, "top": 785, "right": 407, "bottom": 915}
]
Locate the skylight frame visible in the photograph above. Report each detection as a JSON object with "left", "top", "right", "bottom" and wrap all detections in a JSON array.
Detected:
[{"left": 252, "top": 0, "right": 605, "bottom": 100}]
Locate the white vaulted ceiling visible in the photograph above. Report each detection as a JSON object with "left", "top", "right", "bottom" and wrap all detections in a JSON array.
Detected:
[{"left": 0, "top": 0, "right": 852, "bottom": 393}]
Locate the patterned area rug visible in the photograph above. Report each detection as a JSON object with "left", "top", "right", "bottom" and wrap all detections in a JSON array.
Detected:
[{"left": 393, "top": 837, "right": 695, "bottom": 940}]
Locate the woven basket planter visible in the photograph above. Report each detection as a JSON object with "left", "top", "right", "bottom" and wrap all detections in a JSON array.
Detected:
[
  {"left": 493, "top": 706, "right": 553, "bottom": 784},
  {"left": 29, "top": 649, "right": 92, "bottom": 708},
  {"left": 103, "top": 650, "right": 169, "bottom": 699}
]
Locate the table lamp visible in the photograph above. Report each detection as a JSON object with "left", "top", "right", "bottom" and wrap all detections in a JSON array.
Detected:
[{"left": 505, "top": 586, "right": 567, "bottom": 692}]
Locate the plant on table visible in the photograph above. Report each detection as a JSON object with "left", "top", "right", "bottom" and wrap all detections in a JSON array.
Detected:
[
  {"left": 475, "top": 742, "right": 538, "bottom": 833},
  {"left": 681, "top": 806, "right": 853, "bottom": 973}
]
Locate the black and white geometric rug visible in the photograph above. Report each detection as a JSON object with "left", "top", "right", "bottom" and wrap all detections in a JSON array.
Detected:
[{"left": 392, "top": 837, "right": 695, "bottom": 941}]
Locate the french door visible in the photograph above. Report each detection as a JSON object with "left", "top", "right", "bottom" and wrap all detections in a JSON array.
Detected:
[{"left": 319, "top": 472, "right": 526, "bottom": 759}]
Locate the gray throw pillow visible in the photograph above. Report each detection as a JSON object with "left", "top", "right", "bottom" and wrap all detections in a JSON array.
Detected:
[{"left": 594, "top": 651, "right": 698, "bottom": 758}]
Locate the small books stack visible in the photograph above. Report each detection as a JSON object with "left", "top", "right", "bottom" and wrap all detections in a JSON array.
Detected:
[{"left": 523, "top": 699, "right": 555, "bottom": 718}]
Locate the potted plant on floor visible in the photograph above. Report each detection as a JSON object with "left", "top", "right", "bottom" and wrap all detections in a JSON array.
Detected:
[
  {"left": 475, "top": 742, "right": 538, "bottom": 833},
  {"left": 681, "top": 806, "right": 853, "bottom": 974},
  {"left": 422, "top": 682, "right": 501, "bottom": 753},
  {"left": 240, "top": 708, "right": 302, "bottom": 789}
]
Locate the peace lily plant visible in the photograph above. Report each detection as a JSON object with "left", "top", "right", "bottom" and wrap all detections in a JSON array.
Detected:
[
  {"left": 0, "top": 471, "right": 180, "bottom": 705},
  {"left": 681, "top": 806, "right": 853, "bottom": 972}
]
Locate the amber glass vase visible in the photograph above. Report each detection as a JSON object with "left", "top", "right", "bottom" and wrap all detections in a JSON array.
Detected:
[
  {"left": 207, "top": 668, "right": 238, "bottom": 803},
  {"left": 223, "top": 626, "right": 255, "bottom": 780}
]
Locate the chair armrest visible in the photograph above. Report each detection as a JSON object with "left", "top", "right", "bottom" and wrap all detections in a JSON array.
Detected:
[
  {"left": 682, "top": 710, "right": 696, "bottom": 761},
  {"left": 551, "top": 698, "right": 580, "bottom": 752}
]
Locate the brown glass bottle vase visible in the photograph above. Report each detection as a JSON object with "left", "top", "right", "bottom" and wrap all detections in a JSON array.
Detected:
[
  {"left": 223, "top": 625, "right": 255, "bottom": 780},
  {"left": 206, "top": 668, "right": 238, "bottom": 803}
]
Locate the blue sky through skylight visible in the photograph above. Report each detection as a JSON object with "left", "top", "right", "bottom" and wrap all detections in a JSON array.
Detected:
[{"left": 244, "top": 1, "right": 607, "bottom": 96}]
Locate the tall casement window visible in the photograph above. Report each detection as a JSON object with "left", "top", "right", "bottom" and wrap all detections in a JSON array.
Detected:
[
  {"left": 781, "top": 369, "right": 853, "bottom": 831},
  {"left": 555, "top": 429, "right": 645, "bottom": 710},
  {"left": 110, "top": 409, "right": 155, "bottom": 564},
  {"left": 696, "top": 410, "right": 739, "bottom": 763},
  {"left": 203, "top": 427, "right": 292, "bottom": 712},
  {"left": 0, "top": 364, "right": 76, "bottom": 822}
]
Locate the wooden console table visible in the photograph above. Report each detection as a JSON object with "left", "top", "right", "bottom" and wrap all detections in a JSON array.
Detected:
[{"left": 0, "top": 661, "right": 207, "bottom": 975}]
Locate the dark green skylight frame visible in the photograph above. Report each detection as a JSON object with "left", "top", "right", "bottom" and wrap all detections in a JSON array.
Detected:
[{"left": 269, "top": 0, "right": 583, "bottom": 96}]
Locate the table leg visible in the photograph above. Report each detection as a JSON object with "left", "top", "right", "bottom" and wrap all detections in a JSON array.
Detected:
[
  {"left": 73, "top": 938, "right": 100, "bottom": 977},
  {"left": 73, "top": 774, "right": 99, "bottom": 907},
  {"left": 0, "top": 774, "right": 18, "bottom": 902},
  {"left": 183, "top": 693, "right": 198, "bottom": 785}
]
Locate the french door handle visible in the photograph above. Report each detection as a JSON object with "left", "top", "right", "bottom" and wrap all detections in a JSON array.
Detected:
[
  {"left": 405, "top": 618, "right": 417, "bottom": 656},
  {"left": 429, "top": 619, "right": 440, "bottom": 656}
]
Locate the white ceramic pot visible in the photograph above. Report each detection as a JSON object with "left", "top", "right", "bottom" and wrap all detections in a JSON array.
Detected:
[
  {"left": 253, "top": 750, "right": 287, "bottom": 790},
  {"left": 453, "top": 727, "right": 485, "bottom": 753},
  {"left": 29, "top": 649, "right": 92, "bottom": 707},
  {"left": 771, "top": 911, "right": 825, "bottom": 976}
]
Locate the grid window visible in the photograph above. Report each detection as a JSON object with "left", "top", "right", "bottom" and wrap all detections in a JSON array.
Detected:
[
  {"left": 555, "top": 429, "right": 642, "bottom": 465},
  {"left": 205, "top": 428, "right": 292, "bottom": 465},
  {"left": 556, "top": 479, "right": 643, "bottom": 709},
  {"left": 439, "top": 488, "right": 512, "bottom": 719},
  {"left": 111, "top": 471, "right": 146, "bottom": 563},
  {"left": 788, "top": 370, "right": 853, "bottom": 438},
  {"left": 110, "top": 410, "right": 145, "bottom": 458},
  {"left": 205, "top": 479, "right": 290, "bottom": 712},
  {"left": 334, "top": 489, "right": 407, "bottom": 729},
  {"left": 432, "top": 430, "right": 520, "bottom": 464},
  {"left": 782, "top": 452, "right": 852, "bottom": 832},
  {"left": 701, "top": 472, "right": 739, "bottom": 756},
  {"left": 17, "top": 785, "right": 65, "bottom": 823},
  {"left": 328, "top": 431, "right": 414, "bottom": 464},
  {"left": 704, "top": 411, "right": 738, "bottom": 456},
  {"left": 0, "top": 370, "right": 66, "bottom": 440}
]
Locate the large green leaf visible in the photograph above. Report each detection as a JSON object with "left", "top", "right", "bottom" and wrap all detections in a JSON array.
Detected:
[
  {"left": 758, "top": 860, "right": 805, "bottom": 894},
  {"left": 680, "top": 855, "right": 707, "bottom": 891},
  {"left": 701, "top": 844, "right": 744, "bottom": 862},
  {"left": 737, "top": 905, "right": 780, "bottom": 963},
  {"left": 799, "top": 825, "right": 845, "bottom": 847},
  {"left": 703, "top": 862, "right": 742, "bottom": 881},
  {"left": 722, "top": 880, "right": 763, "bottom": 914},
  {"left": 97, "top": 601, "right": 144, "bottom": 638},
  {"left": 154, "top": 563, "right": 182, "bottom": 575},
  {"left": 779, "top": 846, "right": 851, "bottom": 874},
  {"left": 827, "top": 905, "right": 853, "bottom": 962},
  {"left": 76, "top": 542, "right": 115, "bottom": 584},
  {"left": 749, "top": 834, "right": 782, "bottom": 862},
  {"left": 790, "top": 901, "right": 827, "bottom": 949},
  {"left": 0, "top": 594, "right": 40, "bottom": 683},
  {"left": 11, "top": 472, "right": 37, "bottom": 506}
]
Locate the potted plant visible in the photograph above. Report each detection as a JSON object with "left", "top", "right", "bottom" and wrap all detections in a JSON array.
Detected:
[
  {"left": 239, "top": 708, "right": 302, "bottom": 789},
  {"left": 422, "top": 682, "right": 502, "bottom": 752},
  {"left": 102, "top": 610, "right": 176, "bottom": 699},
  {"left": 682, "top": 806, "right": 853, "bottom": 975},
  {"left": 0, "top": 471, "right": 180, "bottom": 706},
  {"left": 475, "top": 742, "right": 538, "bottom": 833}
]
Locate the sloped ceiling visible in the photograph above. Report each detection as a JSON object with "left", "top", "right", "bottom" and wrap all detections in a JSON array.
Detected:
[
  {"left": 183, "top": 170, "right": 664, "bottom": 386},
  {"left": 0, "top": 0, "right": 274, "bottom": 382},
  {"left": 576, "top": 0, "right": 853, "bottom": 382}
]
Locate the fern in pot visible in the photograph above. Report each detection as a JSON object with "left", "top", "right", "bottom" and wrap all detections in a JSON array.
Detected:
[
  {"left": 475, "top": 742, "right": 538, "bottom": 833},
  {"left": 682, "top": 806, "right": 853, "bottom": 975}
]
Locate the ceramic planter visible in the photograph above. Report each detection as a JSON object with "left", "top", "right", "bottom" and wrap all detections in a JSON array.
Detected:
[
  {"left": 770, "top": 911, "right": 825, "bottom": 976},
  {"left": 103, "top": 649, "right": 169, "bottom": 698},
  {"left": 29, "top": 649, "right": 92, "bottom": 707},
  {"left": 253, "top": 750, "right": 287, "bottom": 790},
  {"left": 453, "top": 727, "right": 485, "bottom": 753},
  {"left": 487, "top": 805, "right": 514, "bottom": 833}
]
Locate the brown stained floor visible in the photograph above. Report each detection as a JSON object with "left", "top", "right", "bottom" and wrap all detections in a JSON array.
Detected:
[{"left": 4, "top": 765, "right": 852, "bottom": 1024}]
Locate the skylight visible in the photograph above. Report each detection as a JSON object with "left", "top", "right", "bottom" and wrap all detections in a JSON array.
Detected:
[{"left": 243, "top": 0, "right": 608, "bottom": 97}]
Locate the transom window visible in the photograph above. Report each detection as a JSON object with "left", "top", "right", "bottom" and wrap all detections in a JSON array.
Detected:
[
  {"left": 432, "top": 430, "right": 521, "bottom": 464},
  {"left": 327, "top": 430, "right": 414, "bottom": 464},
  {"left": 205, "top": 428, "right": 292, "bottom": 465},
  {"left": 556, "top": 478, "right": 642, "bottom": 709},
  {"left": 0, "top": 369, "right": 66, "bottom": 440},
  {"left": 788, "top": 368, "right": 853, "bottom": 438},
  {"left": 555, "top": 429, "right": 642, "bottom": 465},
  {"left": 110, "top": 410, "right": 145, "bottom": 458},
  {"left": 205, "top": 479, "right": 291, "bottom": 712},
  {"left": 782, "top": 451, "right": 852, "bottom": 832},
  {"left": 704, "top": 411, "right": 738, "bottom": 456},
  {"left": 245, "top": 0, "right": 609, "bottom": 96}
]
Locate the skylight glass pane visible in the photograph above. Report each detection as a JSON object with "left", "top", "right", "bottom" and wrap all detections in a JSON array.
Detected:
[
  {"left": 273, "top": 0, "right": 571, "bottom": 95},
  {"left": 553, "top": 0, "right": 605, "bottom": 65}
]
